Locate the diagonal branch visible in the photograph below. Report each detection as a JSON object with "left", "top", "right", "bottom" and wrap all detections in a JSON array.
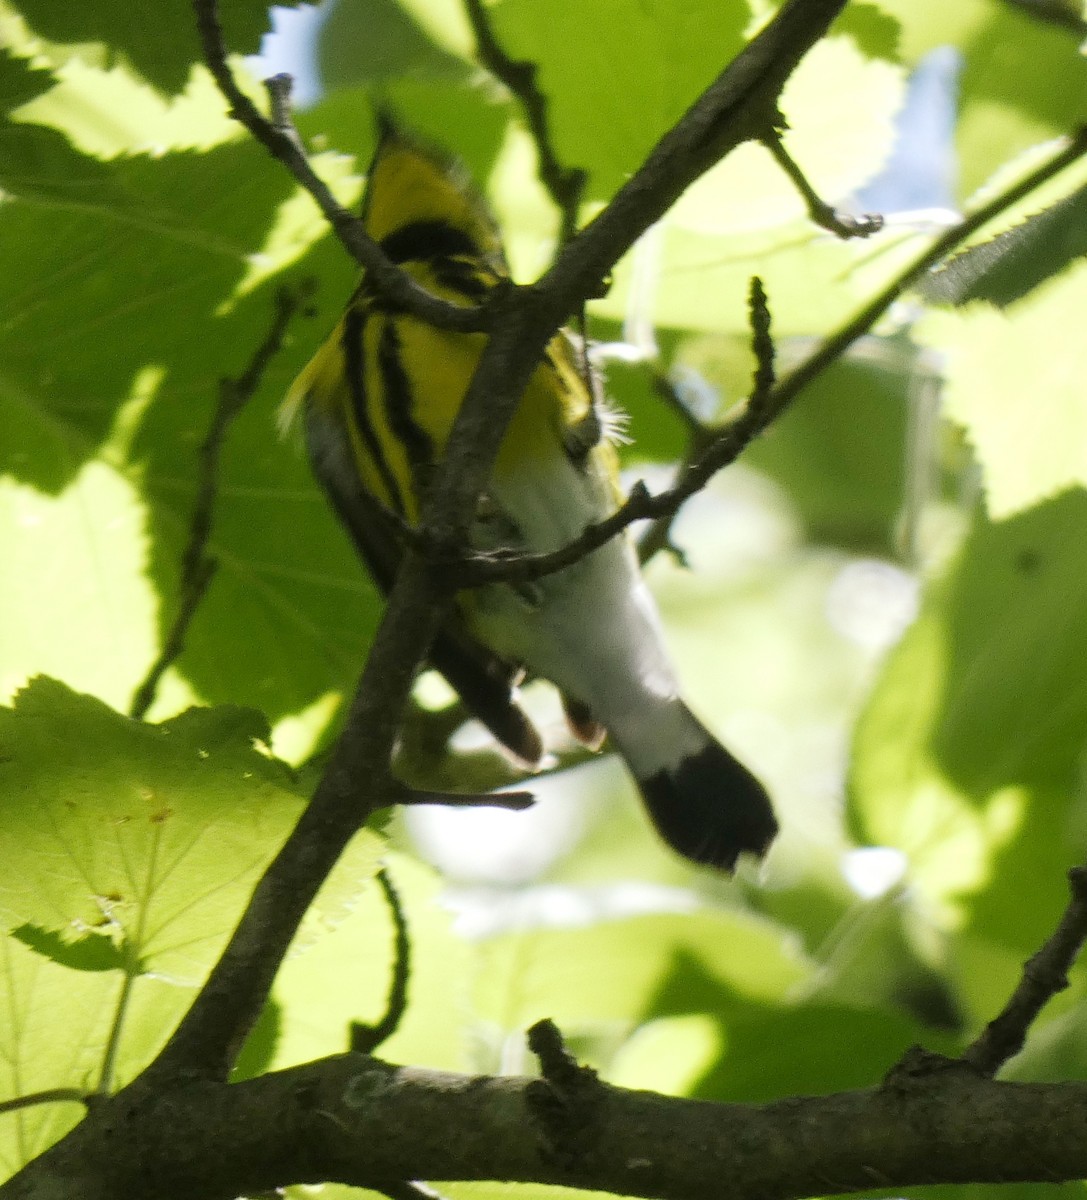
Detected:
[
  {"left": 191, "top": 0, "right": 487, "bottom": 333},
  {"left": 463, "top": 0, "right": 586, "bottom": 245},
  {"left": 763, "top": 130, "right": 883, "bottom": 239},
  {"left": 962, "top": 864, "right": 1087, "bottom": 1076},
  {"left": 450, "top": 125, "right": 1087, "bottom": 589}
]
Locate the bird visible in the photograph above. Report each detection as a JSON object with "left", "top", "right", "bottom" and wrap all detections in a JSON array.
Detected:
[{"left": 281, "top": 122, "right": 778, "bottom": 871}]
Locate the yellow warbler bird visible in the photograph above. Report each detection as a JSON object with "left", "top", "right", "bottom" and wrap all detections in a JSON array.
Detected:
[{"left": 282, "top": 126, "right": 777, "bottom": 870}]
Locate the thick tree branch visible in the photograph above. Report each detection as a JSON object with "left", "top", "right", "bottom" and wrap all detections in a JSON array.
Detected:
[{"left": 14, "top": 1053, "right": 1087, "bottom": 1200}]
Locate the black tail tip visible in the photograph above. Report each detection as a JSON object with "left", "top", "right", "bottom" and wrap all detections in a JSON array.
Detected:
[{"left": 639, "top": 741, "right": 778, "bottom": 872}]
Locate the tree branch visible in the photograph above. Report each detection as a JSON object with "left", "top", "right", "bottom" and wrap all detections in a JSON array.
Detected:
[
  {"left": 962, "top": 864, "right": 1087, "bottom": 1076},
  {"left": 15, "top": 1052, "right": 1087, "bottom": 1200},
  {"left": 0, "top": 1089, "right": 88, "bottom": 1117},
  {"left": 763, "top": 130, "right": 883, "bottom": 239},
  {"left": 351, "top": 868, "right": 412, "bottom": 1055},
  {"left": 451, "top": 125, "right": 1087, "bottom": 589},
  {"left": 463, "top": 0, "right": 586, "bottom": 245},
  {"left": 190, "top": 0, "right": 488, "bottom": 333}
]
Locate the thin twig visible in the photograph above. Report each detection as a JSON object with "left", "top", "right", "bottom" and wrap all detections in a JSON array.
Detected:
[
  {"left": 747, "top": 275, "right": 776, "bottom": 412},
  {"left": 461, "top": 0, "right": 602, "bottom": 451},
  {"left": 351, "top": 868, "right": 411, "bottom": 1055},
  {"left": 763, "top": 131, "right": 884, "bottom": 239},
  {"left": 526, "top": 1019, "right": 605, "bottom": 1169},
  {"left": 398, "top": 787, "right": 536, "bottom": 811},
  {"left": 129, "top": 285, "right": 309, "bottom": 720},
  {"left": 463, "top": 0, "right": 586, "bottom": 245},
  {"left": 190, "top": 0, "right": 488, "bottom": 333},
  {"left": 264, "top": 73, "right": 305, "bottom": 153},
  {"left": 527, "top": 1019, "right": 597, "bottom": 1091},
  {"left": 634, "top": 371, "right": 710, "bottom": 568},
  {"left": 0, "top": 1089, "right": 89, "bottom": 1116},
  {"left": 452, "top": 126, "right": 1087, "bottom": 590},
  {"left": 963, "top": 866, "right": 1087, "bottom": 1076},
  {"left": 371, "top": 1182, "right": 448, "bottom": 1200}
]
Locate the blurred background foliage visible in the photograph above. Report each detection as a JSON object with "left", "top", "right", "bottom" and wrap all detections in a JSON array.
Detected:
[{"left": 0, "top": 0, "right": 1086, "bottom": 1192}]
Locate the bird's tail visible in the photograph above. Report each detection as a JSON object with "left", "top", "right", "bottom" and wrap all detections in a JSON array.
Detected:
[{"left": 613, "top": 702, "right": 777, "bottom": 872}]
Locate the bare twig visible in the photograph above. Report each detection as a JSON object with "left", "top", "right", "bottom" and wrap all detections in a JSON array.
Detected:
[
  {"left": 463, "top": 0, "right": 586, "bottom": 245},
  {"left": 634, "top": 371, "right": 711, "bottom": 568},
  {"left": 263, "top": 73, "right": 305, "bottom": 153},
  {"left": 763, "top": 130, "right": 884, "bottom": 239},
  {"left": 963, "top": 865, "right": 1087, "bottom": 1076},
  {"left": 372, "top": 1182, "right": 448, "bottom": 1200},
  {"left": 526, "top": 1019, "right": 605, "bottom": 1170},
  {"left": 351, "top": 868, "right": 412, "bottom": 1055},
  {"left": 527, "top": 1019, "right": 598, "bottom": 1093},
  {"left": 398, "top": 787, "right": 536, "bottom": 811},
  {"left": 129, "top": 285, "right": 309, "bottom": 720},
  {"left": 0, "top": 1088, "right": 89, "bottom": 1116},
  {"left": 747, "top": 275, "right": 776, "bottom": 412},
  {"left": 452, "top": 126, "right": 1087, "bottom": 590},
  {"left": 190, "top": 0, "right": 487, "bottom": 333}
]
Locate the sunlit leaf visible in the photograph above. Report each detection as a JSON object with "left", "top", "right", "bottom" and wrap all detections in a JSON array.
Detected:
[
  {"left": 918, "top": 260, "right": 1087, "bottom": 518},
  {"left": 850, "top": 492, "right": 1087, "bottom": 949},
  {"left": 14, "top": 0, "right": 294, "bottom": 95}
]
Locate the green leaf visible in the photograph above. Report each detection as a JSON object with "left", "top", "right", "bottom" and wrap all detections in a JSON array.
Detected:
[
  {"left": 14, "top": 0, "right": 293, "bottom": 95},
  {"left": 0, "top": 120, "right": 128, "bottom": 205},
  {"left": 917, "top": 260, "right": 1087, "bottom": 518},
  {"left": 0, "top": 936, "right": 109, "bottom": 1177},
  {"left": 610, "top": 1000, "right": 955, "bottom": 1103},
  {"left": 920, "top": 185, "right": 1087, "bottom": 308},
  {"left": 317, "top": 0, "right": 468, "bottom": 89},
  {"left": 0, "top": 119, "right": 386, "bottom": 725},
  {"left": 0, "top": 462, "right": 161, "bottom": 711},
  {"left": 698, "top": 338, "right": 913, "bottom": 551},
  {"left": 0, "top": 141, "right": 295, "bottom": 482},
  {"left": 488, "top": 0, "right": 749, "bottom": 203},
  {"left": 952, "top": 5, "right": 1087, "bottom": 198},
  {"left": 10, "top": 924, "right": 126, "bottom": 973},
  {"left": 0, "top": 678, "right": 381, "bottom": 1177},
  {"left": 0, "top": 47, "right": 55, "bottom": 114},
  {"left": 849, "top": 491, "right": 1087, "bottom": 950},
  {"left": 9, "top": 55, "right": 244, "bottom": 158},
  {"left": 472, "top": 908, "right": 813, "bottom": 1047},
  {"left": 0, "top": 678, "right": 304, "bottom": 981},
  {"left": 869, "top": 0, "right": 1085, "bottom": 199}
]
